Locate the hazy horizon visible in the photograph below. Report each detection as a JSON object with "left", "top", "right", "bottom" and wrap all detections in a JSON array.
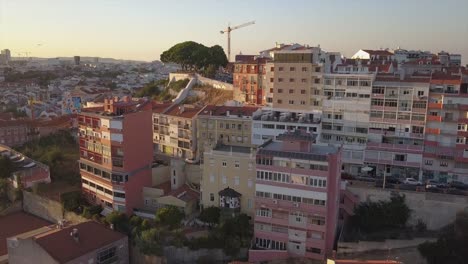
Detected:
[{"left": 1, "top": 0, "right": 467, "bottom": 64}]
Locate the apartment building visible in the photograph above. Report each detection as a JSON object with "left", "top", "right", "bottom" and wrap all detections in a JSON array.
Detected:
[
  {"left": 251, "top": 109, "right": 322, "bottom": 145},
  {"left": 0, "top": 120, "right": 31, "bottom": 147},
  {"left": 201, "top": 145, "right": 256, "bottom": 217},
  {"left": 423, "top": 71, "right": 468, "bottom": 183},
  {"left": 78, "top": 96, "right": 153, "bottom": 214},
  {"left": 233, "top": 56, "right": 269, "bottom": 104},
  {"left": 196, "top": 105, "right": 260, "bottom": 162},
  {"left": 249, "top": 130, "right": 341, "bottom": 262},
  {"left": 152, "top": 104, "right": 201, "bottom": 160},
  {"left": 364, "top": 73, "right": 430, "bottom": 180},
  {"left": 320, "top": 73, "right": 375, "bottom": 175}
]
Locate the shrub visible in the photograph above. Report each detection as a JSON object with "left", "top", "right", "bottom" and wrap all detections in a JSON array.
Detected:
[{"left": 60, "top": 191, "right": 82, "bottom": 212}]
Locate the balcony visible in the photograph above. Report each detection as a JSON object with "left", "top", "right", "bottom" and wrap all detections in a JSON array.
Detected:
[
  {"left": 412, "top": 107, "right": 426, "bottom": 113},
  {"left": 366, "top": 142, "right": 423, "bottom": 153},
  {"left": 458, "top": 131, "right": 468, "bottom": 137},
  {"left": 255, "top": 197, "right": 327, "bottom": 214},
  {"left": 426, "top": 128, "right": 440, "bottom": 135},
  {"left": 458, "top": 118, "right": 468, "bottom": 124},
  {"left": 427, "top": 115, "right": 442, "bottom": 122},
  {"left": 364, "top": 157, "right": 421, "bottom": 168},
  {"left": 428, "top": 103, "right": 443, "bottom": 109},
  {"left": 444, "top": 104, "right": 460, "bottom": 110}
]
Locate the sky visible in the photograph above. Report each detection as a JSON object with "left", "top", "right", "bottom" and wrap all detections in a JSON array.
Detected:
[{"left": 0, "top": 0, "right": 467, "bottom": 63}]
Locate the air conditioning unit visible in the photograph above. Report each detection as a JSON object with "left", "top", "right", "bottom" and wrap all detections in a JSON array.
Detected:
[
  {"left": 273, "top": 200, "right": 278, "bottom": 204},
  {"left": 293, "top": 202, "right": 299, "bottom": 207}
]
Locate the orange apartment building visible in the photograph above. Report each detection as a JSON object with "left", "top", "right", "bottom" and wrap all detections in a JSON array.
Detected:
[
  {"left": 78, "top": 96, "right": 153, "bottom": 214},
  {"left": 233, "top": 56, "right": 269, "bottom": 105}
]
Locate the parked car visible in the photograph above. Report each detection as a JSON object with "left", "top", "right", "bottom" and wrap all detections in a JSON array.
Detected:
[
  {"left": 404, "top": 178, "right": 422, "bottom": 185},
  {"left": 425, "top": 180, "right": 439, "bottom": 189},
  {"left": 386, "top": 177, "right": 402, "bottom": 184},
  {"left": 449, "top": 181, "right": 468, "bottom": 190}
]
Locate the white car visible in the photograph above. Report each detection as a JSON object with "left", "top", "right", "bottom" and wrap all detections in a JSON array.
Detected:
[{"left": 404, "top": 178, "right": 422, "bottom": 185}]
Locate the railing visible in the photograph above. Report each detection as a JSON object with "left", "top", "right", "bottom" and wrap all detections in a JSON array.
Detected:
[
  {"left": 428, "top": 103, "right": 443, "bottom": 109},
  {"left": 364, "top": 157, "right": 421, "bottom": 168},
  {"left": 427, "top": 115, "right": 442, "bottom": 122},
  {"left": 426, "top": 128, "right": 440, "bottom": 135},
  {"left": 366, "top": 142, "right": 423, "bottom": 152}
]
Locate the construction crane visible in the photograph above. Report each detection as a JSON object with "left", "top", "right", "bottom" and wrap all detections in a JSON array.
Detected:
[{"left": 220, "top": 21, "right": 255, "bottom": 62}]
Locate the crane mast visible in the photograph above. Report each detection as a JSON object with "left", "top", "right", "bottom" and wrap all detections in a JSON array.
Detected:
[{"left": 220, "top": 21, "right": 255, "bottom": 62}]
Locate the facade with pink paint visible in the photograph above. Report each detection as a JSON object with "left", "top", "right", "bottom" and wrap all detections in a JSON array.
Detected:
[
  {"left": 249, "top": 130, "right": 341, "bottom": 262},
  {"left": 78, "top": 96, "right": 153, "bottom": 215}
]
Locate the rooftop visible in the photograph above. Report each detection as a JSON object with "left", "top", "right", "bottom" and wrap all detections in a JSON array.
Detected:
[
  {"left": 258, "top": 139, "right": 338, "bottom": 161},
  {"left": 34, "top": 221, "right": 126, "bottom": 263},
  {"left": 276, "top": 130, "right": 317, "bottom": 142},
  {"left": 213, "top": 144, "right": 252, "bottom": 154},
  {"left": 199, "top": 105, "right": 260, "bottom": 118},
  {"left": 0, "top": 212, "right": 51, "bottom": 256},
  {"left": 362, "top": 49, "right": 394, "bottom": 56},
  {"left": 163, "top": 104, "right": 202, "bottom": 119}
]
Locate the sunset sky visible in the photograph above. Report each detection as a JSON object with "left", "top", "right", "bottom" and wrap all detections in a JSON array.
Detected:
[{"left": 1, "top": 0, "right": 467, "bottom": 63}]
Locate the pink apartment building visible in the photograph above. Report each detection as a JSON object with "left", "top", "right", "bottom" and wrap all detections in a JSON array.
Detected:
[
  {"left": 78, "top": 96, "right": 153, "bottom": 215},
  {"left": 249, "top": 130, "right": 342, "bottom": 262}
]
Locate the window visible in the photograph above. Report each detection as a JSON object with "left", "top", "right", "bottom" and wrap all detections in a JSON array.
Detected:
[
  {"left": 210, "top": 174, "right": 214, "bottom": 183},
  {"left": 222, "top": 175, "right": 227, "bottom": 184},
  {"left": 234, "top": 176, "right": 240, "bottom": 186},
  {"left": 222, "top": 161, "right": 227, "bottom": 167},
  {"left": 277, "top": 99, "right": 283, "bottom": 104},
  {"left": 278, "top": 67, "right": 284, "bottom": 71},
  {"left": 289, "top": 100, "right": 294, "bottom": 104},
  {"left": 425, "top": 160, "right": 433, "bottom": 166},
  {"left": 210, "top": 193, "right": 214, "bottom": 201},
  {"left": 231, "top": 124, "right": 236, "bottom": 129},
  {"left": 219, "top": 123, "right": 224, "bottom": 128},
  {"left": 301, "top": 79, "right": 307, "bottom": 83},
  {"left": 235, "top": 161, "right": 240, "bottom": 168},
  {"left": 278, "top": 78, "right": 283, "bottom": 82},
  {"left": 289, "top": 78, "right": 295, "bottom": 82},
  {"left": 300, "top": 89, "right": 306, "bottom": 94},
  {"left": 277, "top": 89, "right": 283, "bottom": 93},
  {"left": 458, "top": 124, "right": 467, "bottom": 131},
  {"left": 418, "top": 91, "right": 425, "bottom": 96},
  {"left": 209, "top": 158, "right": 214, "bottom": 166},
  {"left": 256, "top": 208, "right": 272, "bottom": 217},
  {"left": 289, "top": 89, "right": 294, "bottom": 94},
  {"left": 394, "top": 154, "right": 406, "bottom": 161},
  {"left": 314, "top": 78, "right": 320, "bottom": 84},
  {"left": 97, "top": 247, "right": 117, "bottom": 264},
  {"left": 290, "top": 67, "right": 295, "bottom": 71},
  {"left": 248, "top": 179, "right": 253, "bottom": 188},
  {"left": 302, "top": 67, "right": 307, "bottom": 72},
  {"left": 270, "top": 67, "right": 274, "bottom": 71},
  {"left": 440, "top": 161, "right": 448, "bottom": 167}
]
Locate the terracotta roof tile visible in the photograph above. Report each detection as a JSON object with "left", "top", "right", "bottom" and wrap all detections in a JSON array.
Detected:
[
  {"left": 199, "top": 105, "right": 259, "bottom": 117},
  {"left": 0, "top": 212, "right": 51, "bottom": 256}
]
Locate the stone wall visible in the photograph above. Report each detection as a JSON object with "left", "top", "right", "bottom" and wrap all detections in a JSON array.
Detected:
[
  {"left": 22, "top": 191, "right": 63, "bottom": 223},
  {"left": 163, "top": 246, "right": 247, "bottom": 264},
  {"left": 338, "top": 237, "right": 436, "bottom": 254},
  {"left": 22, "top": 191, "right": 88, "bottom": 224},
  {"left": 348, "top": 186, "right": 468, "bottom": 230}
]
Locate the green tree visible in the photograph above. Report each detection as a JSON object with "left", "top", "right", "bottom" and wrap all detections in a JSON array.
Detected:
[
  {"left": 199, "top": 207, "right": 220, "bottom": 227},
  {"left": 155, "top": 206, "right": 184, "bottom": 229},
  {"left": 0, "top": 156, "right": 14, "bottom": 179},
  {"left": 351, "top": 194, "right": 411, "bottom": 233},
  {"left": 105, "top": 211, "right": 130, "bottom": 234},
  {"left": 160, "top": 41, "right": 227, "bottom": 72},
  {"left": 60, "top": 191, "right": 82, "bottom": 212},
  {"left": 418, "top": 211, "right": 468, "bottom": 264},
  {"left": 136, "top": 228, "right": 164, "bottom": 256}
]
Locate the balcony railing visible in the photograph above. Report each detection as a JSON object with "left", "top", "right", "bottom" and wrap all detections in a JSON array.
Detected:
[
  {"left": 428, "top": 103, "right": 443, "bottom": 109},
  {"left": 427, "top": 115, "right": 442, "bottom": 122},
  {"left": 426, "top": 128, "right": 440, "bottom": 135},
  {"left": 366, "top": 142, "right": 423, "bottom": 152},
  {"left": 364, "top": 157, "right": 421, "bottom": 168}
]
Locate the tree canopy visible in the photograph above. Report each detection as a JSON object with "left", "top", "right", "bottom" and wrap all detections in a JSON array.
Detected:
[
  {"left": 418, "top": 211, "right": 468, "bottom": 264},
  {"left": 155, "top": 206, "right": 184, "bottom": 229},
  {"left": 160, "top": 41, "right": 228, "bottom": 72},
  {"left": 199, "top": 206, "right": 220, "bottom": 227}
]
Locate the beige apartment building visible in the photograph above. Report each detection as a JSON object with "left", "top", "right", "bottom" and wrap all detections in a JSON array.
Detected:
[
  {"left": 267, "top": 48, "right": 339, "bottom": 111},
  {"left": 196, "top": 105, "right": 260, "bottom": 162},
  {"left": 153, "top": 104, "right": 202, "bottom": 160},
  {"left": 201, "top": 145, "right": 256, "bottom": 217}
]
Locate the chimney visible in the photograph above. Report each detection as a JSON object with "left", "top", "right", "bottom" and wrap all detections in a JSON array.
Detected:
[{"left": 70, "top": 228, "right": 79, "bottom": 242}]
